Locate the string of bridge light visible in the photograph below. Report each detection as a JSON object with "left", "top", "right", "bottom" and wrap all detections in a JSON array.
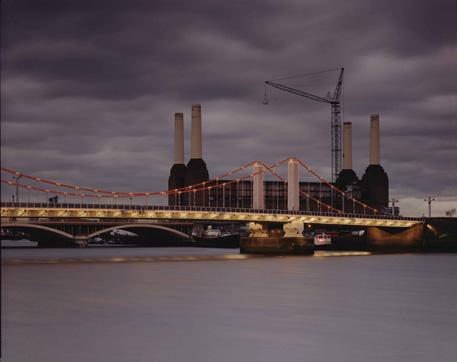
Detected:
[
  {"left": 253, "top": 159, "right": 376, "bottom": 214},
  {"left": 1, "top": 160, "right": 291, "bottom": 198},
  {"left": 254, "top": 160, "right": 341, "bottom": 213},
  {"left": 0, "top": 159, "right": 311, "bottom": 198},
  {"left": 1, "top": 158, "right": 378, "bottom": 213},
  {"left": 1, "top": 161, "right": 264, "bottom": 197},
  {"left": 1, "top": 162, "right": 256, "bottom": 197},
  {"left": 169, "top": 159, "right": 340, "bottom": 213},
  {"left": 1, "top": 160, "right": 342, "bottom": 213},
  {"left": 0, "top": 179, "right": 113, "bottom": 198},
  {"left": 166, "top": 159, "right": 289, "bottom": 196},
  {"left": 0, "top": 166, "right": 285, "bottom": 202},
  {"left": 0, "top": 161, "right": 282, "bottom": 199},
  {"left": 294, "top": 158, "right": 379, "bottom": 213},
  {"left": 156, "top": 159, "right": 289, "bottom": 197}
]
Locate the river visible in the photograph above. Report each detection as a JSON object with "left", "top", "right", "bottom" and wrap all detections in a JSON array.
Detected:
[{"left": 2, "top": 247, "right": 457, "bottom": 361}]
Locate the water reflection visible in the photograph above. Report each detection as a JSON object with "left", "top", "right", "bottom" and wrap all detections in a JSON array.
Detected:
[
  {"left": 314, "top": 250, "right": 371, "bottom": 257},
  {"left": 2, "top": 248, "right": 372, "bottom": 265},
  {"left": 2, "top": 248, "right": 252, "bottom": 265}
]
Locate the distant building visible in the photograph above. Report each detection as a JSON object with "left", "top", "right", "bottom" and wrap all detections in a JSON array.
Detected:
[{"left": 168, "top": 107, "right": 389, "bottom": 213}]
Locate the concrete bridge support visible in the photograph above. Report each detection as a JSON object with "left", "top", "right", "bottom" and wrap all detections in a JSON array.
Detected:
[
  {"left": 247, "top": 222, "right": 268, "bottom": 237},
  {"left": 423, "top": 218, "right": 457, "bottom": 252},
  {"left": 240, "top": 221, "right": 313, "bottom": 255},
  {"left": 366, "top": 223, "right": 424, "bottom": 252},
  {"left": 252, "top": 163, "right": 265, "bottom": 209},
  {"left": 287, "top": 158, "right": 300, "bottom": 211},
  {"left": 74, "top": 237, "right": 89, "bottom": 247},
  {"left": 283, "top": 220, "right": 304, "bottom": 238}
]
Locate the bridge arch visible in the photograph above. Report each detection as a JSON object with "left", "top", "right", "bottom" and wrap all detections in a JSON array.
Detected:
[
  {"left": 86, "top": 224, "right": 190, "bottom": 240},
  {"left": 1, "top": 223, "right": 74, "bottom": 240}
]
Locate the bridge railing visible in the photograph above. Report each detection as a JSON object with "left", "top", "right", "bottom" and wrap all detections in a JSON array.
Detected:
[{"left": 0, "top": 202, "right": 423, "bottom": 222}]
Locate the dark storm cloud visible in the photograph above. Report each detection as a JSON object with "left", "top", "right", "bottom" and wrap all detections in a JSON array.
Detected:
[{"left": 1, "top": 0, "right": 456, "bottom": 215}]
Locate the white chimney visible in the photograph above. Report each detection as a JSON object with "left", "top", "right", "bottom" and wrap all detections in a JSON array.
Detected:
[
  {"left": 343, "top": 122, "right": 353, "bottom": 170},
  {"left": 369, "top": 114, "right": 380, "bottom": 165},
  {"left": 191, "top": 104, "right": 202, "bottom": 159},
  {"left": 174, "top": 113, "right": 184, "bottom": 164}
]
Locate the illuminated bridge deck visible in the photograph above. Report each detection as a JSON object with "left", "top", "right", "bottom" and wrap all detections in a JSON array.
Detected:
[{"left": 1, "top": 202, "right": 422, "bottom": 228}]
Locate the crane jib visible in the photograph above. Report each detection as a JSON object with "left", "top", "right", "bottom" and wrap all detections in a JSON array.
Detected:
[
  {"left": 265, "top": 81, "right": 330, "bottom": 104},
  {"left": 264, "top": 67, "right": 344, "bottom": 182}
]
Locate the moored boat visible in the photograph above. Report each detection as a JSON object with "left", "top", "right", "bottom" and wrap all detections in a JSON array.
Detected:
[
  {"left": 314, "top": 233, "right": 332, "bottom": 250},
  {"left": 192, "top": 226, "right": 240, "bottom": 248}
]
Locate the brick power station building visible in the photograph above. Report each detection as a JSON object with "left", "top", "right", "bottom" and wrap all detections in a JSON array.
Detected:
[{"left": 168, "top": 104, "right": 388, "bottom": 213}]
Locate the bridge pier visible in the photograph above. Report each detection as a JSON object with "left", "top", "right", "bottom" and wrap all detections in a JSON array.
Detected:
[
  {"left": 74, "top": 237, "right": 89, "bottom": 247},
  {"left": 240, "top": 221, "right": 314, "bottom": 255},
  {"left": 247, "top": 222, "right": 268, "bottom": 237},
  {"left": 366, "top": 224, "right": 424, "bottom": 252},
  {"left": 283, "top": 220, "right": 304, "bottom": 238}
]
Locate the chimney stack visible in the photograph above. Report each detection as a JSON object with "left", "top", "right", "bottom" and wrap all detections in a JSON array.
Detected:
[
  {"left": 361, "top": 113, "right": 389, "bottom": 210},
  {"left": 336, "top": 121, "right": 359, "bottom": 197},
  {"left": 369, "top": 114, "right": 380, "bottom": 165},
  {"left": 191, "top": 104, "right": 202, "bottom": 159},
  {"left": 343, "top": 122, "right": 353, "bottom": 170},
  {"left": 174, "top": 113, "right": 184, "bottom": 164},
  {"left": 168, "top": 112, "right": 188, "bottom": 206},
  {"left": 185, "top": 103, "right": 209, "bottom": 205}
]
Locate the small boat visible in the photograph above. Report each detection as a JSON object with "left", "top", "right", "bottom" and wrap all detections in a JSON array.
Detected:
[
  {"left": 192, "top": 226, "right": 240, "bottom": 248},
  {"left": 314, "top": 233, "right": 332, "bottom": 250}
]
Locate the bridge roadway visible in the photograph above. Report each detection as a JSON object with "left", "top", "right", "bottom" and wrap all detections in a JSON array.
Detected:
[{"left": 1, "top": 202, "right": 422, "bottom": 228}]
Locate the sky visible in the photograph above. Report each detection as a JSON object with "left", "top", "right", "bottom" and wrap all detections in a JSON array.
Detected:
[{"left": 1, "top": 0, "right": 456, "bottom": 216}]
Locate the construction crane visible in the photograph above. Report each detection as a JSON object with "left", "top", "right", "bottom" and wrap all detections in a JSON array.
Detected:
[{"left": 264, "top": 68, "right": 344, "bottom": 182}]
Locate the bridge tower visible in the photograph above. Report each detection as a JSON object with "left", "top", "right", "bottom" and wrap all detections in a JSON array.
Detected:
[
  {"left": 287, "top": 158, "right": 300, "bottom": 211},
  {"left": 252, "top": 162, "right": 265, "bottom": 209}
]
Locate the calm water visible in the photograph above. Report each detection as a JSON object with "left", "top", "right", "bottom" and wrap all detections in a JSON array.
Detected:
[{"left": 2, "top": 248, "right": 457, "bottom": 362}]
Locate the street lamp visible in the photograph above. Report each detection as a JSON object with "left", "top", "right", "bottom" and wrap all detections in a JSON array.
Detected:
[
  {"left": 424, "top": 196, "right": 435, "bottom": 218},
  {"left": 12, "top": 173, "right": 22, "bottom": 203},
  {"left": 390, "top": 198, "right": 399, "bottom": 216}
]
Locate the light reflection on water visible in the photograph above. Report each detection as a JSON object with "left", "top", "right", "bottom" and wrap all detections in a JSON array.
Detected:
[
  {"left": 314, "top": 250, "right": 372, "bottom": 257},
  {"left": 2, "top": 247, "right": 457, "bottom": 362},
  {"left": 2, "top": 248, "right": 370, "bottom": 265},
  {"left": 2, "top": 248, "right": 251, "bottom": 265}
]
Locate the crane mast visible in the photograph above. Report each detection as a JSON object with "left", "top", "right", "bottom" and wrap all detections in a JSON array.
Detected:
[{"left": 265, "top": 68, "right": 344, "bottom": 182}]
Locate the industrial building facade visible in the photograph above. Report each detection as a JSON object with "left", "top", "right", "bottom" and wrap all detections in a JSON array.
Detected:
[{"left": 169, "top": 180, "right": 364, "bottom": 213}]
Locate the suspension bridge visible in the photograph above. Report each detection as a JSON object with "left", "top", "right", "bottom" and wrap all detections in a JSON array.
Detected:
[{"left": 1, "top": 156, "right": 423, "bottom": 247}]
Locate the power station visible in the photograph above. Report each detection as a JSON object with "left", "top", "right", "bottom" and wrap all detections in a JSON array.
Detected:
[
  {"left": 168, "top": 104, "right": 389, "bottom": 213},
  {"left": 168, "top": 105, "right": 209, "bottom": 206}
]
